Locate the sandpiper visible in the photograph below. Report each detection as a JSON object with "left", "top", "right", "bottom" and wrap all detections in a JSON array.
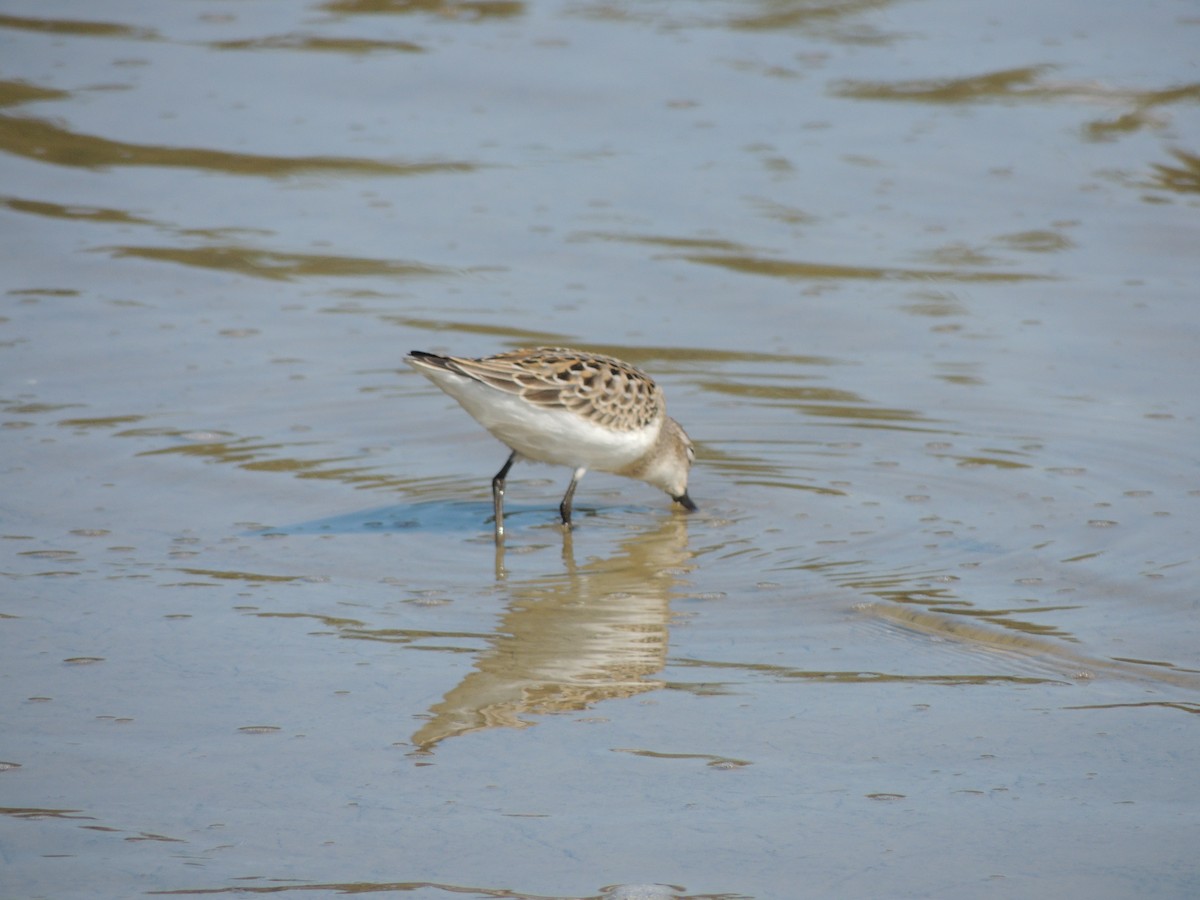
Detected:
[{"left": 406, "top": 347, "right": 696, "bottom": 538}]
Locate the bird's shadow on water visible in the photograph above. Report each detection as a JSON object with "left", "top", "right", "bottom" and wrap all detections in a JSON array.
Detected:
[{"left": 258, "top": 501, "right": 569, "bottom": 536}]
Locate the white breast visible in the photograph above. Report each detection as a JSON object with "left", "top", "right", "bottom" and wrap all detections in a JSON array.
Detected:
[{"left": 422, "top": 369, "right": 660, "bottom": 471}]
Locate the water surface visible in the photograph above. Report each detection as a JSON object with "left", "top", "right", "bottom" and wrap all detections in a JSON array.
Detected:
[{"left": 2, "top": 1, "right": 1199, "bottom": 898}]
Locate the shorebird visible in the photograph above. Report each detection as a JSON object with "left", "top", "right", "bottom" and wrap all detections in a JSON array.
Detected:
[{"left": 407, "top": 348, "right": 696, "bottom": 538}]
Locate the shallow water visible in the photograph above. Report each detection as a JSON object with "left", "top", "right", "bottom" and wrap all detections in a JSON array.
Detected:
[{"left": 3, "top": 1, "right": 1199, "bottom": 898}]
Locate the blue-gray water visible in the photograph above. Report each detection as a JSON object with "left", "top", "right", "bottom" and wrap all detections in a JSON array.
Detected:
[{"left": 2, "top": 1, "right": 1198, "bottom": 897}]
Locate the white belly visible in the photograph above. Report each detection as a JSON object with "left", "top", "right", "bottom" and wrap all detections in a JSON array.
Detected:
[{"left": 427, "top": 372, "right": 659, "bottom": 472}]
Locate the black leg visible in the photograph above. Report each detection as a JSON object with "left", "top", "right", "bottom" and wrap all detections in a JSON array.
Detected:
[
  {"left": 491, "top": 451, "right": 516, "bottom": 540},
  {"left": 559, "top": 467, "right": 586, "bottom": 528}
]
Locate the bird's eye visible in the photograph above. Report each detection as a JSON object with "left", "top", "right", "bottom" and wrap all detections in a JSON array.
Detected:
[{"left": 686, "top": 444, "right": 695, "bottom": 464}]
